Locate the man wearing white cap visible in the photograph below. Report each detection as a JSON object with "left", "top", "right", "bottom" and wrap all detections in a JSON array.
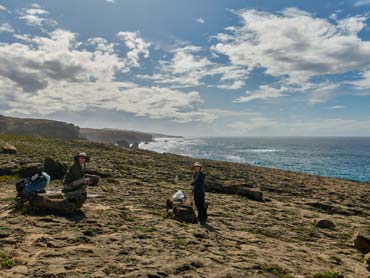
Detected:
[{"left": 191, "top": 162, "right": 207, "bottom": 224}]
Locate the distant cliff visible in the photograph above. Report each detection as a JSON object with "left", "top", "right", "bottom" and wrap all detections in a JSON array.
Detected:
[
  {"left": 80, "top": 128, "right": 154, "bottom": 147},
  {"left": 0, "top": 115, "right": 182, "bottom": 147},
  {"left": 0, "top": 115, "right": 80, "bottom": 140}
]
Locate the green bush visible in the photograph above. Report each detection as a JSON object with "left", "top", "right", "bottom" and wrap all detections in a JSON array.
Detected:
[{"left": 0, "top": 253, "right": 15, "bottom": 269}]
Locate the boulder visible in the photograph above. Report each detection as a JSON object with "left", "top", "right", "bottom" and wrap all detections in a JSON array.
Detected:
[
  {"left": 167, "top": 199, "right": 197, "bottom": 223},
  {"left": 29, "top": 194, "right": 85, "bottom": 214},
  {"left": 0, "top": 162, "right": 18, "bottom": 176},
  {"left": 353, "top": 230, "right": 370, "bottom": 254},
  {"left": 173, "top": 204, "right": 197, "bottom": 223},
  {"left": 43, "top": 157, "right": 68, "bottom": 180},
  {"left": 365, "top": 253, "right": 370, "bottom": 271},
  {"left": 314, "top": 218, "right": 336, "bottom": 229},
  {"left": 130, "top": 142, "right": 139, "bottom": 149},
  {"left": 1, "top": 143, "right": 17, "bottom": 154}
]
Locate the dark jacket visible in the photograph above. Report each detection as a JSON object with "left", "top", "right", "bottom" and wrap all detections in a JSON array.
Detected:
[
  {"left": 63, "top": 162, "right": 85, "bottom": 185},
  {"left": 191, "top": 172, "right": 206, "bottom": 194}
]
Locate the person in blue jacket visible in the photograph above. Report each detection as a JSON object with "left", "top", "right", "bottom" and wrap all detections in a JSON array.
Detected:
[{"left": 190, "top": 162, "right": 207, "bottom": 225}]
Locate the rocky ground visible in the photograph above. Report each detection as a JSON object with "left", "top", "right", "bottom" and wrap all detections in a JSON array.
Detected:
[{"left": 0, "top": 134, "right": 369, "bottom": 278}]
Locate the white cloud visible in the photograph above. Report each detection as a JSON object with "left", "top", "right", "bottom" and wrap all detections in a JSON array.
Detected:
[
  {"left": 0, "top": 23, "right": 14, "bottom": 33},
  {"left": 352, "top": 70, "right": 370, "bottom": 89},
  {"left": 139, "top": 45, "right": 213, "bottom": 87},
  {"left": 106, "top": 0, "right": 116, "bottom": 3},
  {"left": 117, "top": 31, "right": 151, "bottom": 68},
  {"left": 0, "top": 28, "right": 212, "bottom": 123},
  {"left": 329, "top": 105, "right": 345, "bottom": 109},
  {"left": 18, "top": 5, "right": 57, "bottom": 26},
  {"left": 211, "top": 8, "right": 370, "bottom": 102},
  {"left": 354, "top": 0, "right": 370, "bottom": 6},
  {"left": 234, "top": 85, "right": 287, "bottom": 103},
  {"left": 196, "top": 18, "right": 205, "bottom": 24},
  {"left": 307, "top": 83, "right": 340, "bottom": 104},
  {"left": 0, "top": 5, "right": 7, "bottom": 11}
]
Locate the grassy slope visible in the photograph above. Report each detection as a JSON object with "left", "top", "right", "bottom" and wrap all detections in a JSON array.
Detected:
[{"left": 0, "top": 134, "right": 369, "bottom": 278}]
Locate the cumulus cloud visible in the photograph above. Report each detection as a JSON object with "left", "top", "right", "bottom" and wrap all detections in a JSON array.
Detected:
[
  {"left": 0, "top": 23, "right": 14, "bottom": 33},
  {"left": 117, "top": 31, "right": 151, "bottom": 68},
  {"left": 18, "top": 4, "right": 57, "bottom": 26},
  {"left": 139, "top": 45, "right": 213, "bottom": 87},
  {"left": 234, "top": 86, "right": 287, "bottom": 103},
  {"left": 0, "top": 28, "right": 211, "bottom": 123},
  {"left": 0, "top": 5, "right": 7, "bottom": 11},
  {"left": 196, "top": 18, "right": 205, "bottom": 24},
  {"left": 212, "top": 8, "right": 370, "bottom": 102}
]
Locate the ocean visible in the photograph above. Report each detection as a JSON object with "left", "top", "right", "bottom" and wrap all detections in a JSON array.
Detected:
[{"left": 140, "top": 137, "right": 370, "bottom": 182}]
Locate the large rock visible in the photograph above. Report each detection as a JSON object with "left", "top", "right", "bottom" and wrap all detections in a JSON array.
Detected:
[
  {"left": 1, "top": 143, "right": 17, "bottom": 154},
  {"left": 173, "top": 204, "right": 197, "bottom": 223},
  {"left": 314, "top": 218, "right": 336, "bottom": 229},
  {"left": 0, "top": 162, "right": 18, "bottom": 175},
  {"left": 29, "top": 194, "right": 85, "bottom": 215},
  {"left": 353, "top": 230, "right": 370, "bottom": 254},
  {"left": 43, "top": 157, "right": 67, "bottom": 180},
  {"left": 167, "top": 199, "right": 197, "bottom": 223}
]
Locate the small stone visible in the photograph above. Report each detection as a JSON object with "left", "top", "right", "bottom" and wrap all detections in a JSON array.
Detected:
[{"left": 314, "top": 218, "right": 336, "bottom": 229}]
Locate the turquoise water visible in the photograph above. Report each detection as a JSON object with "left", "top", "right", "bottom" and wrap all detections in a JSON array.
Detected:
[{"left": 141, "top": 137, "right": 370, "bottom": 182}]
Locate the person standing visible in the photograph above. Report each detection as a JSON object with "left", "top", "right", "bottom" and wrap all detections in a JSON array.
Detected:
[{"left": 191, "top": 162, "right": 207, "bottom": 225}]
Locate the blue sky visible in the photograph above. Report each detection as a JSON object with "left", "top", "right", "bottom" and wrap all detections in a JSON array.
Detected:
[{"left": 0, "top": 0, "right": 370, "bottom": 136}]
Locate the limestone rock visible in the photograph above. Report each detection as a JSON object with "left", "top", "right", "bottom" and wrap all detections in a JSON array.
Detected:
[
  {"left": 365, "top": 253, "right": 370, "bottom": 271},
  {"left": 29, "top": 194, "right": 85, "bottom": 215},
  {"left": 173, "top": 204, "right": 197, "bottom": 223},
  {"left": 167, "top": 200, "right": 197, "bottom": 223},
  {"left": 314, "top": 218, "right": 336, "bottom": 229},
  {"left": 43, "top": 157, "right": 67, "bottom": 180},
  {"left": 130, "top": 142, "right": 139, "bottom": 149},
  {"left": 1, "top": 143, "right": 17, "bottom": 154},
  {"left": 0, "top": 162, "right": 18, "bottom": 175},
  {"left": 353, "top": 230, "right": 370, "bottom": 254}
]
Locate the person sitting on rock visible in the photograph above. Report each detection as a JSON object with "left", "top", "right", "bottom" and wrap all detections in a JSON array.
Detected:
[
  {"left": 62, "top": 152, "right": 92, "bottom": 205},
  {"left": 190, "top": 162, "right": 207, "bottom": 225}
]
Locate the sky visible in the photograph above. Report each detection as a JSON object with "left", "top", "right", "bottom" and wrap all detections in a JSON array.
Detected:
[{"left": 0, "top": 0, "right": 370, "bottom": 136}]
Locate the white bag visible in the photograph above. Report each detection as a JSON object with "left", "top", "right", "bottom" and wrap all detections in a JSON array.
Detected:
[{"left": 172, "top": 190, "right": 186, "bottom": 202}]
